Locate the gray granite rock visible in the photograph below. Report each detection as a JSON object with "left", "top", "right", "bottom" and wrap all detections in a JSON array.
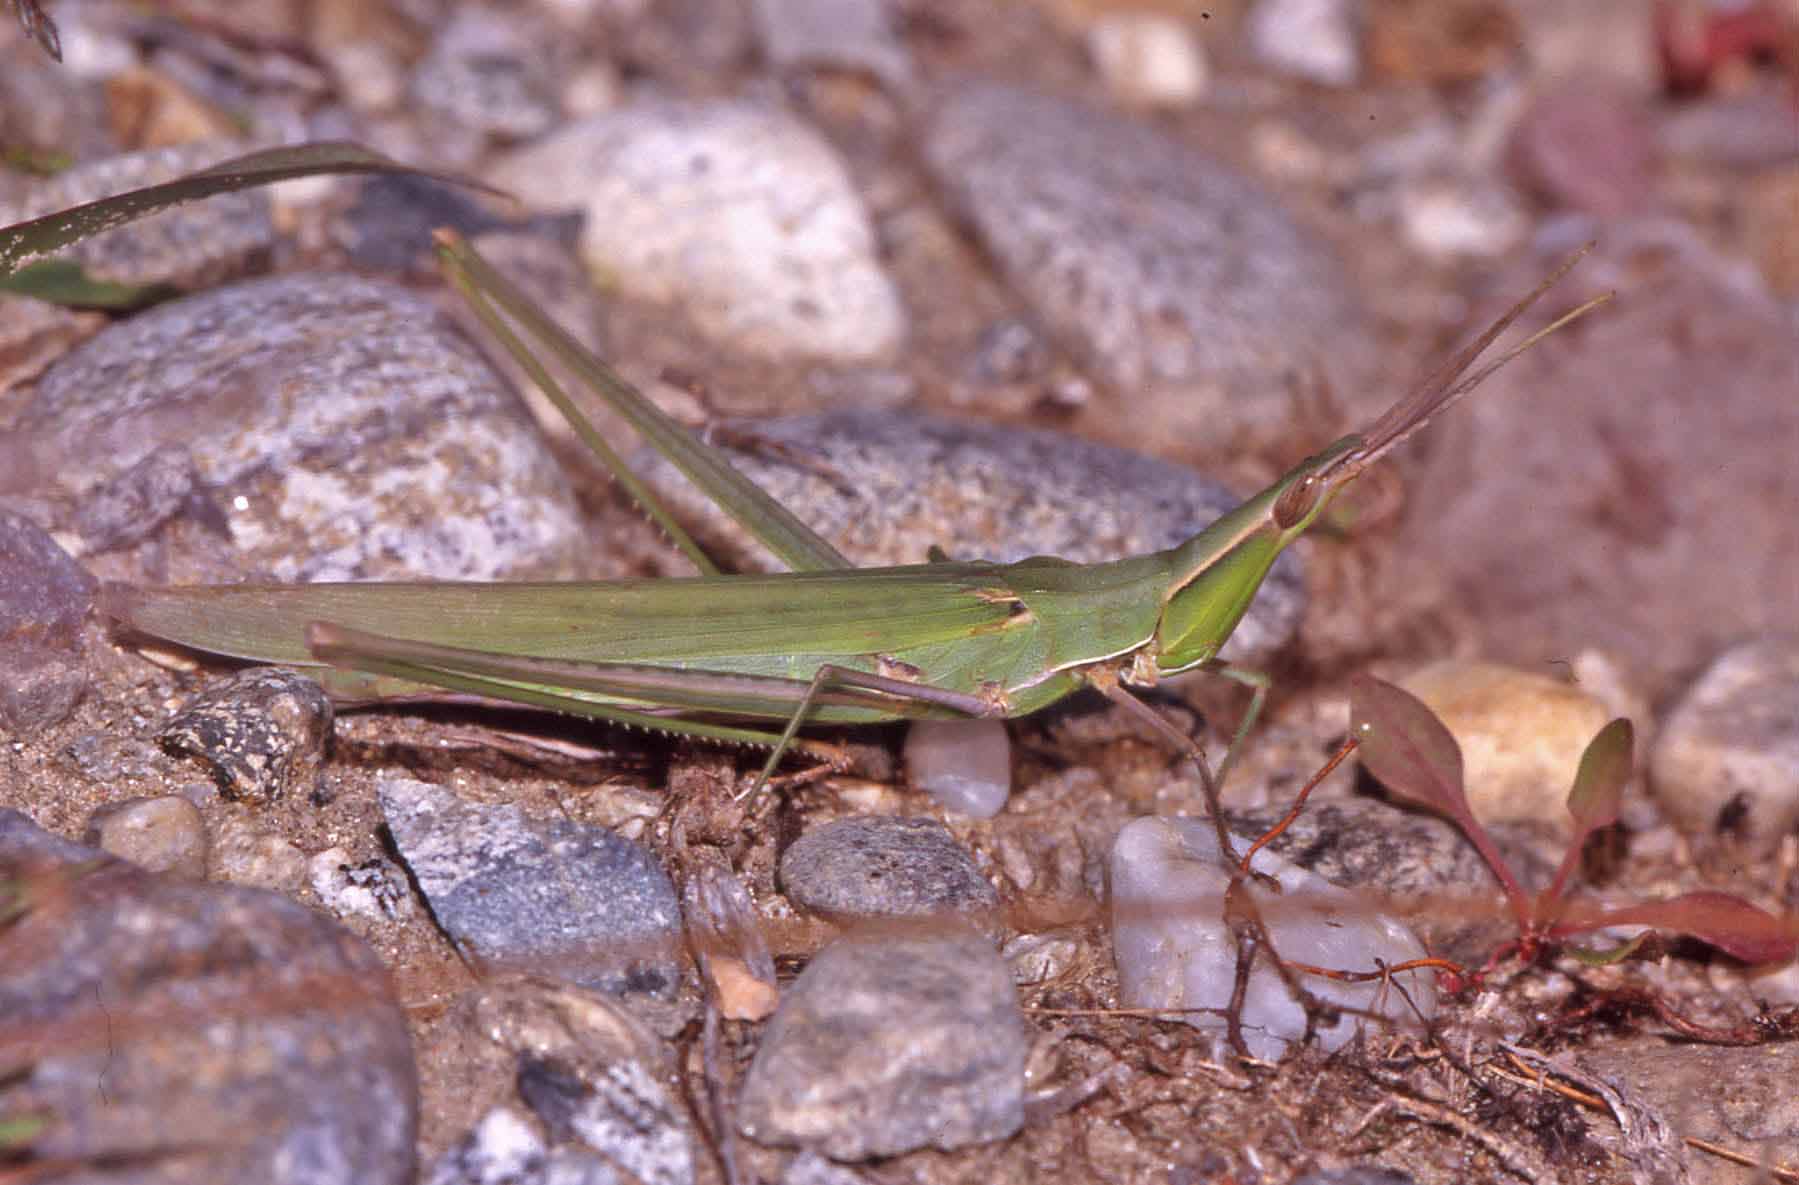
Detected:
[
  {"left": 641, "top": 409, "right": 1305, "bottom": 663},
  {"left": 921, "top": 81, "right": 1366, "bottom": 440},
  {"left": 5, "top": 272, "right": 586, "bottom": 584},
  {"left": 491, "top": 99, "right": 906, "bottom": 362},
  {"left": 379, "top": 776, "right": 682, "bottom": 998},
  {"left": 779, "top": 816, "right": 999, "bottom": 929},
  {"left": 0, "top": 510, "right": 94, "bottom": 731},
  {"left": 0, "top": 809, "right": 417, "bottom": 1185},
  {"left": 737, "top": 924, "right": 1028, "bottom": 1160},
  {"left": 159, "top": 667, "right": 334, "bottom": 802}
]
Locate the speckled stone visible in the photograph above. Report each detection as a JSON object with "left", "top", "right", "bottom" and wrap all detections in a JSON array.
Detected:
[
  {"left": 921, "top": 80, "right": 1367, "bottom": 440},
  {"left": 640, "top": 409, "right": 1304, "bottom": 663},
  {"left": 159, "top": 667, "right": 334, "bottom": 802},
  {"left": 0, "top": 809, "right": 417, "bottom": 1185},
  {"left": 5, "top": 272, "right": 586, "bottom": 583}
]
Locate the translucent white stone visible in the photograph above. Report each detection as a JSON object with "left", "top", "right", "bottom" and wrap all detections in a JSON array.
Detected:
[
  {"left": 1110, "top": 816, "right": 1436, "bottom": 1060},
  {"left": 904, "top": 718, "right": 1012, "bottom": 818}
]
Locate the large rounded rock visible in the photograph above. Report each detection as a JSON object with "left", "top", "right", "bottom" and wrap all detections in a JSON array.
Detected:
[
  {"left": 0, "top": 810, "right": 418, "bottom": 1185},
  {"left": 921, "top": 81, "right": 1367, "bottom": 442},
  {"left": 3, "top": 272, "right": 586, "bottom": 584}
]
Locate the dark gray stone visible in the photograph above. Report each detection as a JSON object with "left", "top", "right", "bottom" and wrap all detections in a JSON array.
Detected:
[
  {"left": 921, "top": 81, "right": 1367, "bottom": 440},
  {"left": 643, "top": 409, "right": 1304, "bottom": 663},
  {"left": 379, "top": 777, "right": 683, "bottom": 999},
  {"left": 737, "top": 925, "right": 1028, "bottom": 1160},
  {"left": 779, "top": 816, "right": 998, "bottom": 928},
  {"left": 159, "top": 667, "right": 334, "bottom": 802},
  {"left": 0, "top": 510, "right": 95, "bottom": 730},
  {"left": 0, "top": 809, "right": 417, "bottom": 1185}
]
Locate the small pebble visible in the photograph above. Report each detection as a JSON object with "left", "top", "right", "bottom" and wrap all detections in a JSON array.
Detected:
[
  {"left": 903, "top": 718, "right": 1012, "bottom": 818},
  {"left": 738, "top": 924, "right": 1028, "bottom": 1160},
  {"left": 409, "top": 8, "right": 559, "bottom": 141},
  {"left": 209, "top": 814, "right": 309, "bottom": 892},
  {"left": 1002, "top": 932, "right": 1080, "bottom": 985},
  {"left": 1087, "top": 12, "right": 1209, "bottom": 108},
  {"left": 1395, "top": 177, "right": 1529, "bottom": 259},
  {"left": 779, "top": 816, "right": 1000, "bottom": 930},
  {"left": 0, "top": 809, "right": 417, "bottom": 1185},
  {"left": 0, "top": 510, "right": 95, "bottom": 732},
  {"left": 84, "top": 794, "right": 207, "bottom": 877},
  {"left": 309, "top": 845, "right": 414, "bottom": 921},
  {"left": 1246, "top": 0, "right": 1360, "bottom": 86},
  {"left": 62, "top": 732, "right": 167, "bottom": 784},
  {"left": 750, "top": 0, "right": 913, "bottom": 88},
  {"left": 1397, "top": 660, "right": 1616, "bottom": 836},
  {"left": 379, "top": 776, "right": 683, "bottom": 998},
  {"left": 159, "top": 668, "right": 333, "bottom": 803},
  {"left": 490, "top": 99, "right": 906, "bottom": 363},
  {"left": 1110, "top": 816, "right": 1436, "bottom": 1061},
  {"left": 1651, "top": 638, "right": 1799, "bottom": 851}
]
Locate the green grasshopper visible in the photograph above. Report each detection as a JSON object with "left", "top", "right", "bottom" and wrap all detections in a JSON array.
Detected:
[{"left": 104, "top": 230, "right": 1606, "bottom": 822}]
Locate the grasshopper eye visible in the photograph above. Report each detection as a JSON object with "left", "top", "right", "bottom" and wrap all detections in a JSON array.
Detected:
[{"left": 1272, "top": 475, "right": 1320, "bottom": 529}]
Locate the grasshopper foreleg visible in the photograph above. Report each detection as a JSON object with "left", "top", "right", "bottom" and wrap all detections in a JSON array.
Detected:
[
  {"left": 740, "top": 664, "right": 998, "bottom": 802},
  {"left": 1083, "top": 668, "right": 1243, "bottom": 871},
  {"left": 1203, "top": 661, "right": 1272, "bottom": 792}
]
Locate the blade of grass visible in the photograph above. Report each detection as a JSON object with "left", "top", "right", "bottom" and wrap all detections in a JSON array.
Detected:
[{"left": 0, "top": 142, "right": 503, "bottom": 278}]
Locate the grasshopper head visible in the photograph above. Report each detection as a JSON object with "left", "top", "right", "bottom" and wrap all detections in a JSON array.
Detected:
[{"left": 1153, "top": 244, "right": 1610, "bottom": 677}]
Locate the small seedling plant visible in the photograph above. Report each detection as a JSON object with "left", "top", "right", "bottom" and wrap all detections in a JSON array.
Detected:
[{"left": 1345, "top": 673, "right": 1796, "bottom": 973}]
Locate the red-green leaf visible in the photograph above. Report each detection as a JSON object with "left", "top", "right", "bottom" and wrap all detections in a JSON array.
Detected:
[
  {"left": 1566, "top": 717, "right": 1633, "bottom": 835},
  {"left": 1575, "top": 891, "right": 1797, "bottom": 965},
  {"left": 1541, "top": 717, "right": 1636, "bottom": 917},
  {"left": 1350, "top": 673, "right": 1533, "bottom": 926},
  {"left": 0, "top": 142, "right": 502, "bottom": 278},
  {"left": 1349, "top": 674, "right": 1468, "bottom": 821}
]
